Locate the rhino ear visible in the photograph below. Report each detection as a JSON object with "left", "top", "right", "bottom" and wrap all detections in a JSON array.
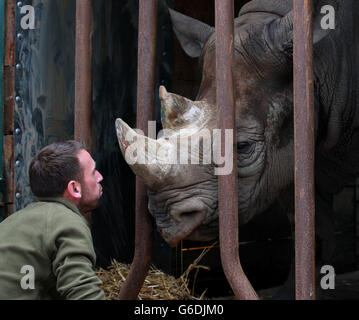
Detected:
[
  {"left": 168, "top": 8, "right": 214, "bottom": 58},
  {"left": 269, "top": 2, "right": 336, "bottom": 57}
]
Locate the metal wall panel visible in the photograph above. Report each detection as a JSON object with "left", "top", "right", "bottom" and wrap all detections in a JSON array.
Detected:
[{"left": 14, "top": 0, "right": 75, "bottom": 210}]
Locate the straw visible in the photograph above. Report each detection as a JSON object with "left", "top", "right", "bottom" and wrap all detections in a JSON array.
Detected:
[{"left": 97, "top": 242, "right": 218, "bottom": 300}]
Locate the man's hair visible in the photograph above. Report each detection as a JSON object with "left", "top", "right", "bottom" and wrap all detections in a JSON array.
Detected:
[{"left": 29, "top": 140, "right": 86, "bottom": 197}]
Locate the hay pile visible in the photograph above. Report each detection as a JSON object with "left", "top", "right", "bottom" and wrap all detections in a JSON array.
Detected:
[{"left": 97, "top": 243, "right": 216, "bottom": 300}]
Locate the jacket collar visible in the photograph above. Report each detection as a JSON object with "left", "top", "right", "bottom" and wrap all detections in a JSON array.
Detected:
[{"left": 36, "top": 197, "right": 81, "bottom": 216}]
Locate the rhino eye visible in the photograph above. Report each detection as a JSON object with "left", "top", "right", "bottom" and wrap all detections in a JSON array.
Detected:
[{"left": 237, "top": 142, "right": 252, "bottom": 153}]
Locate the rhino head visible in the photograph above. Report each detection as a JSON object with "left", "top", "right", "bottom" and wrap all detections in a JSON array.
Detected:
[{"left": 116, "top": 0, "right": 332, "bottom": 246}]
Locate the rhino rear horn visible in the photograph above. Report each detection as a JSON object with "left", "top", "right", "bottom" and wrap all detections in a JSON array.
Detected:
[
  {"left": 168, "top": 8, "right": 214, "bottom": 58},
  {"left": 159, "top": 86, "right": 199, "bottom": 129},
  {"left": 159, "top": 86, "right": 213, "bottom": 131}
]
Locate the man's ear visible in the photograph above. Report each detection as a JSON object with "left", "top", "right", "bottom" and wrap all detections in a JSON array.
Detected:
[{"left": 66, "top": 180, "right": 82, "bottom": 199}]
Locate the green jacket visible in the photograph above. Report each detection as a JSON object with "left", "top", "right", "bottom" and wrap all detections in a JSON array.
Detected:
[{"left": 0, "top": 197, "right": 105, "bottom": 300}]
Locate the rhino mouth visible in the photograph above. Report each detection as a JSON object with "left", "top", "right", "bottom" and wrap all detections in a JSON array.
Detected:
[{"left": 156, "top": 210, "right": 207, "bottom": 247}]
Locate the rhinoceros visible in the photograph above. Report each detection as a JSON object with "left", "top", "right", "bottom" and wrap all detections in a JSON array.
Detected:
[{"left": 116, "top": 0, "right": 359, "bottom": 266}]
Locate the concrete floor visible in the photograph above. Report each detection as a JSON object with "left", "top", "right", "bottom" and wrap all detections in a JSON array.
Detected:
[
  {"left": 257, "top": 271, "right": 359, "bottom": 300},
  {"left": 321, "top": 271, "right": 359, "bottom": 300}
]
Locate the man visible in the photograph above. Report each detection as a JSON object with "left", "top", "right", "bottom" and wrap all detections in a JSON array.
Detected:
[{"left": 0, "top": 141, "right": 106, "bottom": 299}]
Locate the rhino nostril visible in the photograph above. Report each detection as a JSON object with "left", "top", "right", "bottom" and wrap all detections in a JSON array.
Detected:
[
  {"left": 168, "top": 199, "right": 207, "bottom": 224},
  {"left": 169, "top": 210, "right": 204, "bottom": 223},
  {"left": 169, "top": 211, "right": 185, "bottom": 223}
]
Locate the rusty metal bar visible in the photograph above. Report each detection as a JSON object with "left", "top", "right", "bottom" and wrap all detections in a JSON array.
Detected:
[
  {"left": 215, "top": 0, "right": 258, "bottom": 300},
  {"left": 0, "top": 0, "right": 5, "bottom": 218},
  {"left": 3, "top": 0, "right": 15, "bottom": 218},
  {"left": 118, "top": 0, "right": 157, "bottom": 300},
  {"left": 293, "top": 0, "right": 316, "bottom": 300},
  {"left": 74, "top": 0, "right": 93, "bottom": 150}
]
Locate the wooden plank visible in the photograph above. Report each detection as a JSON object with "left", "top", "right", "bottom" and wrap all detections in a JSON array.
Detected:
[
  {"left": 4, "top": 0, "right": 15, "bottom": 67},
  {"left": 2, "top": 0, "right": 15, "bottom": 219},
  {"left": 3, "top": 134, "right": 14, "bottom": 205},
  {"left": 4, "top": 203, "right": 14, "bottom": 219},
  {"left": 3, "top": 66, "right": 14, "bottom": 134}
]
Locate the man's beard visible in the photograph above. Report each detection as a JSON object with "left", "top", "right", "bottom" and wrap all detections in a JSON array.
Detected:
[{"left": 79, "top": 183, "right": 101, "bottom": 213}]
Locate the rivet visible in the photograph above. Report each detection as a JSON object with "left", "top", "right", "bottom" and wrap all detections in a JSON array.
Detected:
[
  {"left": 15, "top": 128, "right": 21, "bottom": 135},
  {"left": 15, "top": 160, "right": 21, "bottom": 167},
  {"left": 15, "top": 192, "right": 21, "bottom": 199},
  {"left": 16, "top": 63, "right": 22, "bottom": 70},
  {"left": 17, "top": 33, "right": 24, "bottom": 41},
  {"left": 15, "top": 96, "right": 21, "bottom": 103},
  {"left": 17, "top": 2, "right": 23, "bottom": 8}
]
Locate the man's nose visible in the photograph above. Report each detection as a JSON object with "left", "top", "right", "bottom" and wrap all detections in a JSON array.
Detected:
[{"left": 97, "top": 171, "right": 103, "bottom": 182}]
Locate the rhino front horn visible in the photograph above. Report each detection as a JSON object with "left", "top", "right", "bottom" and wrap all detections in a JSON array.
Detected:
[{"left": 115, "top": 118, "right": 177, "bottom": 189}]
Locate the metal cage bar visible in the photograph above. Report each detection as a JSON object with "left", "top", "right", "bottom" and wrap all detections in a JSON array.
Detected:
[
  {"left": 215, "top": 0, "right": 258, "bottom": 300},
  {"left": 293, "top": 0, "right": 316, "bottom": 300},
  {"left": 75, "top": 0, "right": 94, "bottom": 150},
  {"left": 0, "top": 0, "right": 4, "bottom": 220},
  {"left": 118, "top": 0, "right": 157, "bottom": 300}
]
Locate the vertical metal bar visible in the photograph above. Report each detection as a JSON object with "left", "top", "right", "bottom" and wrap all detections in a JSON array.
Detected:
[
  {"left": 75, "top": 0, "right": 93, "bottom": 150},
  {"left": 0, "top": 0, "right": 5, "bottom": 221},
  {"left": 118, "top": 0, "right": 157, "bottom": 300},
  {"left": 356, "top": 179, "right": 359, "bottom": 269},
  {"left": 293, "top": 0, "right": 316, "bottom": 300},
  {"left": 215, "top": 0, "right": 258, "bottom": 300}
]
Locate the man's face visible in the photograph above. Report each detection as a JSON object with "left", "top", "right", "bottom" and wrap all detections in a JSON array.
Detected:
[{"left": 77, "top": 149, "right": 103, "bottom": 212}]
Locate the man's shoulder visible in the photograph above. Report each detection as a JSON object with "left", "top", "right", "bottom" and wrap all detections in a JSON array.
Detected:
[
  {"left": 37, "top": 201, "right": 88, "bottom": 232},
  {"left": 0, "top": 201, "right": 48, "bottom": 227},
  {"left": 1, "top": 200, "right": 83, "bottom": 228},
  {"left": 36, "top": 200, "right": 75, "bottom": 215}
]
